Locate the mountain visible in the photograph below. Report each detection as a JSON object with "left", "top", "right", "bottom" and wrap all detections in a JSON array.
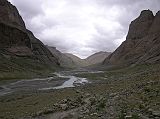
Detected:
[
  {"left": 65, "top": 52, "right": 111, "bottom": 67},
  {"left": 86, "top": 51, "right": 111, "bottom": 66},
  {"left": 47, "top": 46, "right": 76, "bottom": 68},
  {"left": 103, "top": 10, "right": 160, "bottom": 66},
  {"left": 64, "top": 53, "right": 87, "bottom": 67},
  {"left": 0, "top": 0, "right": 60, "bottom": 79}
]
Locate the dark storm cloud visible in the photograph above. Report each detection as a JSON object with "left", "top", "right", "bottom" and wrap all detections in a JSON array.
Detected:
[{"left": 9, "top": 0, "right": 160, "bottom": 58}]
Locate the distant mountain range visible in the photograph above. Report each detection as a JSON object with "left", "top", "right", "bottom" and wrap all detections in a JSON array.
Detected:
[
  {"left": 0, "top": 0, "right": 160, "bottom": 79},
  {"left": 47, "top": 46, "right": 111, "bottom": 68},
  {"left": 46, "top": 46, "right": 76, "bottom": 68},
  {"left": 86, "top": 51, "right": 111, "bottom": 65}
]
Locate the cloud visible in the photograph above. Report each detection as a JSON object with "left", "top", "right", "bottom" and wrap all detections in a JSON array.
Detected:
[{"left": 9, "top": 0, "right": 160, "bottom": 58}]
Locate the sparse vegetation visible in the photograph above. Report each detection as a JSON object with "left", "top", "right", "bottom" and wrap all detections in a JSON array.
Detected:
[{"left": 0, "top": 64, "right": 159, "bottom": 118}]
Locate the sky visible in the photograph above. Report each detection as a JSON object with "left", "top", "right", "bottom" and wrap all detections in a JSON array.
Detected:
[{"left": 9, "top": 0, "right": 160, "bottom": 58}]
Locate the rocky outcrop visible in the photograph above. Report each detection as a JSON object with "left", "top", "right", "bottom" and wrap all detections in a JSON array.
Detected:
[
  {"left": 0, "top": 0, "right": 59, "bottom": 74},
  {"left": 126, "top": 10, "right": 154, "bottom": 40},
  {"left": 104, "top": 10, "right": 160, "bottom": 66}
]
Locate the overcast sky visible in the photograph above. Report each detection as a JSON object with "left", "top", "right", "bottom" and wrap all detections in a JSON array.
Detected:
[{"left": 9, "top": 0, "right": 160, "bottom": 58}]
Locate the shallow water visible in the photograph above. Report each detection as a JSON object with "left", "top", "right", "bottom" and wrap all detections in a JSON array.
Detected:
[
  {"left": 39, "top": 72, "right": 89, "bottom": 90},
  {"left": 0, "top": 71, "right": 89, "bottom": 96}
]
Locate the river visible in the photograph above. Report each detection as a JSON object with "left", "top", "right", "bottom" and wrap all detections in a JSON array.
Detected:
[{"left": 0, "top": 70, "right": 90, "bottom": 96}]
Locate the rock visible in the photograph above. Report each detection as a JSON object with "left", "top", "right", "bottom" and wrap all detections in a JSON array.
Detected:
[
  {"left": 88, "top": 96, "right": 96, "bottom": 106},
  {"left": 152, "top": 111, "right": 160, "bottom": 117},
  {"left": 109, "top": 93, "right": 117, "bottom": 97},
  {"left": 60, "top": 99, "right": 68, "bottom": 104},
  {"left": 84, "top": 109, "right": 90, "bottom": 114},
  {"left": 84, "top": 93, "right": 90, "bottom": 97},
  {"left": 125, "top": 115, "right": 132, "bottom": 119},
  {"left": 60, "top": 104, "right": 68, "bottom": 110},
  {"left": 139, "top": 114, "right": 150, "bottom": 119}
]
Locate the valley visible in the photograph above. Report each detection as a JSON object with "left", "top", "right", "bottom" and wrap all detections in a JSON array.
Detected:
[
  {"left": 0, "top": 64, "right": 160, "bottom": 119},
  {"left": 0, "top": 0, "right": 160, "bottom": 119}
]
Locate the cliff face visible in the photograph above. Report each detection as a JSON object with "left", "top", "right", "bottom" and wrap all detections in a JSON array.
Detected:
[
  {"left": 0, "top": 0, "right": 59, "bottom": 74},
  {"left": 104, "top": 10, "right": 160, "bottom": 66},
  {"left": 0, "top": 0, "right": 25, "bottom": 28}
]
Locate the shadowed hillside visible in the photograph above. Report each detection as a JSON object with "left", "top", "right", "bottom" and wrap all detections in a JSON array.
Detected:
[
  {"left": 104, "top": 10, "right": 160, "bottom": 66},
  {"left": 0, "top": 0, "right": 60, "bottom": 79}
]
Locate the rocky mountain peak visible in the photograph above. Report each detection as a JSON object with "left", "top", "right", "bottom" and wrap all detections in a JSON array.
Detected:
[
  {"left": 126, "top": 9, "right": 154, "bottom": 40},
  {"left": 103, "top": 10, "right": 160, "bottom": 66},
  {"left": 139, "top": 10, "right": 154, "bottom": 21},
  {"left": 0, "top": 0, "right": 60, "bottom": 69},
  {"left": 0, "top": 0, "right": 25, "bottom": 28},
  {"left": 156, "top": 10, "right": 160, "bottom": 16}
]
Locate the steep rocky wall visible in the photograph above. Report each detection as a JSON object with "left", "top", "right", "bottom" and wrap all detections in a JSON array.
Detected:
[
  {"left": 0, "top": 0, "right": 25, "bottom": 28},
  {"left": 104, "top": 10, "right": 160, "bottom": 66},
  {"left": 0, "top": 0, "right": 60, "bottom": 69}
]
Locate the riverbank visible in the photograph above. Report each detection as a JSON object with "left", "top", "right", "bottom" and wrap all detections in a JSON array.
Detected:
[{"left": 0, "top": 71, "right": 90, "bottom": 97}]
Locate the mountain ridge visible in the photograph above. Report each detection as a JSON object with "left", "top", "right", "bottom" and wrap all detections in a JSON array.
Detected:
[
  {"left": 103, "top": 10, "right": 160, "bottom": 66},
  {"left": 47, "top": 46, "right": 111, "bottom": 68},
  {"left": 0, "top": 0, "right": 60, "bottom": 79}
]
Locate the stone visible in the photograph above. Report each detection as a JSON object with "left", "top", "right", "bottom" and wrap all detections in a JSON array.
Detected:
[
  {"left": 60, "top": 104, "right": 68, "bottom": 110},
  {"left": 152, "top": 111, "right": 160, "bottom": 117},
  {"left": 125, "top": 115, "right": 132, "bottom": 119}
]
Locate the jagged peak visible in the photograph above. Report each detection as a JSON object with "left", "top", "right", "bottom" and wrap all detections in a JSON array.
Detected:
[
  {"left": 0, "top": 0, "right": 26, "bottom": 28},
  {"left": 155, "top": 10, "right": 160, "bottom": 16},
  {"left": 126, "top": 10, "right": 154, "bottom": 40},
  {"left": 138, "top": 9, "right": 154, "bottom": 21},
  {"left": 140, "top": 9, "right": 153, "bottom": 14}
]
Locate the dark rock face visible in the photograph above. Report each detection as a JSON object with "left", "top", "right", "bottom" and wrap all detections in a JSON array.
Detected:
[
  {"left": 27, "top": 30, "right": 59, "bottom": 66},
  {"left": 0, "top": 0, "right": 25, "bottom": 28},
  {"left": 104, "top": 10, "right": 160, "bottom": 65},
  {"left": 126, "top": 10, "right": 154, "bottom": 40},
  {"left": 0, "top": 23, "right": 30, "bottom": 49},
  {"left": 0, "top": 0, "right": 59, "bottom": 71}
]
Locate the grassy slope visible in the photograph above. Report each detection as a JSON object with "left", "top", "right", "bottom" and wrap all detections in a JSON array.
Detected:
[
  {"left": 0, "top": 53, "right": 58, "bottom": 81},
  {"left": 75, "top": 64, "right": 160, "bottom": 118}
]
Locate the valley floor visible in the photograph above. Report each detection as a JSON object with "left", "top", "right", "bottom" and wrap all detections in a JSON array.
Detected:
[{"left": 0, "top": 64, "right": 160, "bottom": 119}]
